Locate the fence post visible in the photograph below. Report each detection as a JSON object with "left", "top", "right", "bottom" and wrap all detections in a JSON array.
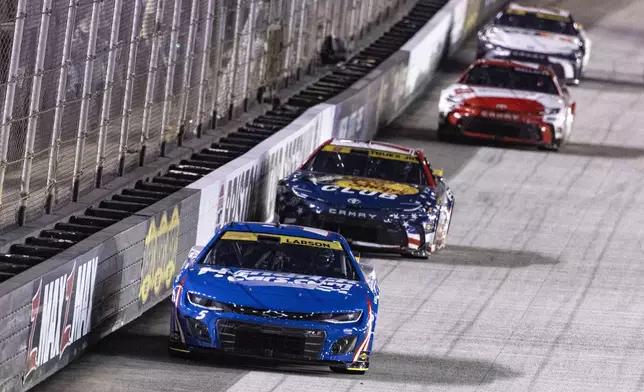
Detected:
[
  {"left": 0, "top": 0, "right": 27, "bottom": 213},
  {"left": 95, "top": 0, "right": 123, "bottom": 188},
  {"left": 159, "top": 0, "right": 183, "bottom": 157},
  {"left": 209, "top": 0, "right": 226, "bottom": 128},
  {"left": 242, "top": 0, "right": 257, "bottom": 111},
  {"left": 293, "top": 0, "right": 306, "bottom": 79},
  {"left": 45, "top": 0, "right": 77, "bottom": 213},
  {"left": 177, "top": 0, "right": 200, "bottom": 143},
  {"left": 282, "top": 0, "right": 296, "bottom": 80},
  {"left": 117, "top": 1, "right": 142, "bottom": 176},
  {"left": 139, "top": 0, "right": 166, "bottom": 167},
  {"left": 227, "top": 0, "right": 243, "bottom": 120},
  {"left": 18, "top": 0, "right": 53, "bottom": 226},
  {"left": 71, "top": 0, "right": 102, "bottom": 202},
  {"left": 195, "top": 0, "right": 216, "bottom": 138}
]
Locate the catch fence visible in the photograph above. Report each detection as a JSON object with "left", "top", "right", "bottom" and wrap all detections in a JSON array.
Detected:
[{"left": 0, "top": 0, "right": 402, "bottom": 232}]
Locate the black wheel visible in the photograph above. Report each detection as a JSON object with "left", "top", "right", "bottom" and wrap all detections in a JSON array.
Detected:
[
  {"left": 401, "top": 247, "right": 430, "bottom": 259},
  {"left": 330, "top": 366, "right": 366, "bottom": 375},
  {"left": 538, "top": 139, "right": 561, "bottom": 151},
  {"left": 436, "top": 125, "right": 452, "bottom": 142}
]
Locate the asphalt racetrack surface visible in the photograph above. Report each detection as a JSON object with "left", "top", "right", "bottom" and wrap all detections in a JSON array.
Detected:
[{"left": 33, "top": 0, "right": 644, "bottom": 391}]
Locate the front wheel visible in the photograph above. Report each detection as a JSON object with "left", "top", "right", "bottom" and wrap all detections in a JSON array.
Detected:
[
  {"left": 538, "top": 139, "right": 561, "bottom": 151},
  {"left": 330, "top": 366, "right": 366, "bottom": 375},
  {"left": 436, "top": 124, "right": 453, "bottom": 142}
]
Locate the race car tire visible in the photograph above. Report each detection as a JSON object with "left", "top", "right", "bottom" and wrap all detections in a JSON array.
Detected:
[
  {"left": 330, "top": 366, "right": 366, "bottom": 375},
  {"left": 538, "top": 139, "right": 561, "bottom": 152},
  {"left": 401, "top": 246, "right": 431, "bottom": 259},
  {"left": 436, "top": 125, "right": 453, "bottom": 142}
]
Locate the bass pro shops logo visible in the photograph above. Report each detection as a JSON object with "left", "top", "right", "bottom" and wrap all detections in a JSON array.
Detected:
[
  {"left": 24, "top": 256, "right": 99, "bottom": 383},
  {"left": 139, "top": 206, "right": 180, "bottom": 305}
]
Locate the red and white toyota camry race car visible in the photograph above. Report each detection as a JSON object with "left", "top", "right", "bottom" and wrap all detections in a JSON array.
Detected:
[{"left": 437, "top": 59, "right": 575, "bottom": 151}]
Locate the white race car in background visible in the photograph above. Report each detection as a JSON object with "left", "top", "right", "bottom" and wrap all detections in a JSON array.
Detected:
[{"left": 476, "top": 3, "right": 592, "bottom": 85}]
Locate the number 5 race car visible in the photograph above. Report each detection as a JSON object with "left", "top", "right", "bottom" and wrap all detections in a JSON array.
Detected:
[
  {"left": 168, "top": 222, "right": 380, "bottom": 375},
  {"left": 438, "top": 59, "right": 576, "bottom": 151},
  {"left": 476, "top": 3, "right": 592, "bottom": 85},
  {"left": 275, "top": 139, "right": 455, "bottom": 259}
]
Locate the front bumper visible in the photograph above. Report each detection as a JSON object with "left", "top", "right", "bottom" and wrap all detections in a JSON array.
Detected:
[
  {"left": 479, "top": 47, "right": 582, "bottom": 83},
  {"left": 169, "top": 308, "right": 373, "bottom": 370},
  {"left": 278, "top": 203, "right": 436, "bottom": 254},
  {"left": 168, "top": 341, "right": 369, "bottom": 371},
  {"left": 439, "top": 111, "right": 555, "bottom": 146}
]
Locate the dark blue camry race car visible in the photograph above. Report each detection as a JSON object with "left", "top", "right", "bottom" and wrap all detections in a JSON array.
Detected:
[
  {"left": 168, "top": 222, "right": 380, "bottom": 374},
  {"left": 276, "top": 139, "right": 455, "bottom": 258}
]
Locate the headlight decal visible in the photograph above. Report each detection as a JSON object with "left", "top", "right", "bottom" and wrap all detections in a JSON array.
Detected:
[
  {"left": 187, "top": 292, "right": 230, "bottom": 311},
  {"left": 314, "top": 310, "right": 363, "bottom": 324}
]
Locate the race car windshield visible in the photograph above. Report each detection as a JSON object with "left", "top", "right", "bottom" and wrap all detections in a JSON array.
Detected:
[
  {"left": 496, "top": 11, "right": 576, "bottom": 35},
  {"left": 305, "top": 149, "right": 425, "bottom": 186},
  {"left": 463, "top": 64, "right": 559, "bottom": 95},
  {"left": 202, "top": 236, "right": 359, "bottom": 281}
]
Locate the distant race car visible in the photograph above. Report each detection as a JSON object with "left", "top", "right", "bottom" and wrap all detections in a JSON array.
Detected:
[
  {"left": 438, "top": 59, "right": 576, "bottom": 151},
  {"left": 275, "top": 139, "right": 455, "bottom": 259},
  {"left": 476, "top": 2, "right": 592, "bottom": 85},
  {"left": 168, "top": 222, "right": 380, "bottom": 375}
]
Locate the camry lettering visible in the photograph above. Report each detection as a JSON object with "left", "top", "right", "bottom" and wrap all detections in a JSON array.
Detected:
[
  {"left": 328, "top": 209, "right": 377, "bottom": 219},
  {"left": 480, "top": 110, "right": 520, "bottom": 121}
]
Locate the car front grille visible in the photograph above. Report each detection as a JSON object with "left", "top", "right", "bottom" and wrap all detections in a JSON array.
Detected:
[
  {"left": 217, "top": 320, "right": 326, "bottom": 360},
  {"left": 510, "top": 50, "right": 548, "bottom": 62},
  {"left": 461, "top": 116, "right": 543, "bottom": 141},
  {"left": 507, "top": 50, "right": 566, "bottom": 79},
  {"left": 226, "top": 305, "right": 332, "bottom": 322},
  {"left": 319, "top": 216, "right": 409, "bottom": 247}
]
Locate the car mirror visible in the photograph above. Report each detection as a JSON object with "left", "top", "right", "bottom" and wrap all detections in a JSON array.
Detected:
[
  {"left": 431, "top": 168, "right": 444, "bottom": 177},
  {"left": 359, "top": 261, "right": 377, "bottom": 286},
  {"left": 187, "top": 245, "right": 204, "bottom": 262}
]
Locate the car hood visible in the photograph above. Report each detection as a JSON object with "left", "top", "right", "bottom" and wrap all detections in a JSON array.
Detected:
[
  {"left": 484, "top": 26, "right": 579, "bottom": 54},
  {"left": 286, "top": 171, "right": 437, "bottom": 210},
  {"left": 185, "top": 266, "right": 368, "bottom": 313},
  {"left": 442, "top": 84, "right": 565, "bottom": 112}
]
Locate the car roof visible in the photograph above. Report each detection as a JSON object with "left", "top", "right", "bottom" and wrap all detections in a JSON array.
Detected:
[
  {"left": 473, "top": 58, "right": 557, "bottom": 76},
  {"left": 327, "top": 138, "right": 419, "bottom": 156},
  {"left": 223, "top": 221, "right": 345, "bottom": 243},
  {"left": 506, "top": 2, "right": 571, "bottom": 18}
]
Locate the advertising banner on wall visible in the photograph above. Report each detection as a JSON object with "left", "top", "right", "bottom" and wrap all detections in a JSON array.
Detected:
[
  {"left": 139, "top": 205, "right": 181, "bottom": 308},
  {"left": 22, "top": 248, "right": 101, "bottom": 386},
  {"left": 329, "top": 51, "right": 409, "bottom": 140}
]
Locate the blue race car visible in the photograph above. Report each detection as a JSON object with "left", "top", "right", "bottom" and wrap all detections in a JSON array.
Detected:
[
  {"left": 168, "top": 222, "right": 380, "bottom": 375},
  {"left": 276, "top": 139, "right": 455, "bottom": 259}
]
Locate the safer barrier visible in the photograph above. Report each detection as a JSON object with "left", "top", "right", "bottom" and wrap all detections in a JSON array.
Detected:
[{"left": 0, "top": 0, "right": 509, "bottom": 391}]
